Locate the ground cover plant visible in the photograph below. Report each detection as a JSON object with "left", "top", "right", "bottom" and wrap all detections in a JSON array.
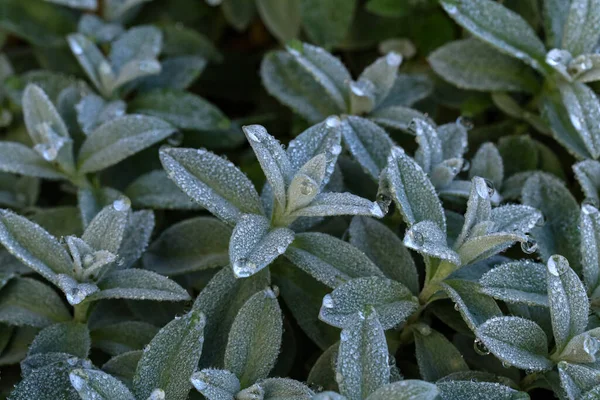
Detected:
[{"left": 0, "top": 0, "right": 600, "bottom": 399}]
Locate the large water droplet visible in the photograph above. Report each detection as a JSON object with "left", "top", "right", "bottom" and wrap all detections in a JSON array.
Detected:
[
  {"left": 246, "top": 129, "right": 260, "bottom": 143},
  {"left": 546, "top": 48, "right": 567, "bottom": 67},
  {"left": 325, "top": 116, "right": 341, "bottom": 128},
  {"left": 264, "top": 286, "right": 279, "bottom": 299},
  {"left": 69, "top": 373, "right": 85, "bottom": 391},
  {"left": 405, "top": 229, "right": 425, "bottom": 249},
  {"left": 350, "top": 82, "right": 365, "bottom": 97},
  {"left": 112, "top": 197, "right": 131, "bottom": 211},
  {"left": 322, "top": 294, "right": 334, "bottom": 309},
  {"left": 167, "top": 131, "right": 184, "bottom": 146},
  {"left": 148, "top": 388, "right": 166, "bottom": 400},
  {"left": 385, "top": 52, "right": 402, "bottom": 67},
  {"left": 457, "top": 116, "right": 474, "bottom": 130},
  {"left": 330, "top": 144, "right": 342, "bottom": 156},
  {"left": 583, "top": 201, "right": 599, "bottom": 215},
  {"left": 521, "top": 238, "right": 538, "bottom": 254},
  {"left": 66, "top": 287, "right": 86, "bottom": 305},
  {"left": 548, "top": 255, "right": 568, "bottom": 276},
  {"left": 501, "top": 361, "right": 511, "bottom": 369},
  {"left": 376, "top": 193, "right": 392, "bottom": 216},
  {"left": 475, "top": 179, "right": 490, "bottom": 199},
  {"left": 584, "top": 335, "right": 599, "bottom": 357},
  {"left": 473, "top": 339, "right": 490, "bottom": 356},
  {"left": 335, "top": 372, "right": 343, "bottom": 383},
  {"left": 70, "top": 40, "right": 84, "bottom": 56},
  {"left": 300, "top": 178, "right": 317, "bottom": 196},
  {"left": 191, "top": 374, "right": 208, "bottom": 391},
  {"left": 233, "top": 258, "right": 257, "bottom": 278}
]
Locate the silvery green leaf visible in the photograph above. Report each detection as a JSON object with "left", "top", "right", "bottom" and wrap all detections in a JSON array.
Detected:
[
  {"left": 288, "top": 192, "right": 384, "bottom": 219},
  {"left": 522, "top": 173, "right": 581, "bottom": 269},
  {"left": 0, "top": 278, "right": 70, "bottom": 327},
  {"left": 224, "top": 288, "right": 283, "bottom": 387},
  {"left": 574, "top": 160, "right": 600, "bottom": 205},
  {"left": 78, "top": 115, "right": 175, "bottom": 173},
  {"left": 21, "top": 352, "right": 74, "bottom": 377},
  {"left": 0, "top": 142, "right": 65, "bottom": 179},
  {"left": 0, "top": 326, "right": 37, "bottom": 366},
  {"left": 480, "top": 261, "right": 548, "bottom": 307},
  {"left": 103, "top": 0, "right": 152, "bottom": 20},
  {"left": 286, "top": 154, "right": 327, "bottom": 213},
  {"left": 430, "top": 158, "right": 463, "bottom": 189},
  {"left": 191, "top": 368, "right": 240, "bottom": 400},
  {"left": 67, "top": 34, "right": 113, "bottom": 97},
  {"left": 194, "top": 267, "right": 271, "bottom": 368},
  {"left": 414, "top": 326, "right": 469, "bottom": 381},
  {"left": 313, "top": 393, "right": 347, "bottom": 400},
  {"left": 582, "top": 384, "right": 600, "bottom": 399},
  {"left": 229, "top": 214, "right": 294, "bottom": 278},
  {"left": 436, "top": 381, "right": 529, "bottom": 400},
  {"left": 318, "top": 276, "right": 418, "bottom": 330},
  {"left": 109, "top": 26, "right": 162, "bottom": 72},
  {"left": 77, "top": 187, "right": 123, "bottom": 229},
  {"left": 82, "top": 202, "right": 128, "bottom": 254},
  {"left": 454, "top": 177, "right": 492, "bottom": 249},
  {"left": 260, "top": 50, "right": 343, "bottom": 123},
  {"left": 118, "top": 210, "right": 154, "bottom": 269},
  {"left": 558, "top": 361, "right": 600, "bottom": 400},
  {"left": 337, "top": 307, "right": 389, "bottom": 400},
  {"left": 285, "top": 232, "right": 384, "bottom": 288},
  {"left": 244, "top": 125, "right": 293, "bottom": 211},
  {"left": 29, "top": 322, "right": 90, "bottom": 359},
  {"left": 136, "top": 56, "right": 206, "bottom": 91},
  {"left": 133, "top": 308, "right": 206, "bottom": 400},
  {"left": 102, "top": 350, "right": 142, "bottom": 386},
  {"left": 403, "top": 221, "right": 460, "bottom": 265},
  {"left": 307, "top": 342, "right": 338, "bottom": 390},
  {"left": 570, "top": 54, "right": 600, "bottom": 83},
  {"left": 429, "top": 38, "right": 540, "bottom": 93},
  {"left": 358, "top": 52, "right": 402, "bottom": 107},
  {"left": 161, "top": 24, "right": 220, "bottom": 61},
  {"left": 348, "top": 217, "right": 419, "bottom": 294},
  {"left": 376, "top": 73, "right": 433, "bottom": 108},
  {"left": 78, "top": 14, "right": 124, "bottom": 43},
  {"left": 382, "top": 146, "right": 446, "bottom": 232},
  {"left": 546, "top": 255, "right": 589, "bottom": 352},
  {"left": 475, "top": 316, "right": 553, "bottom": 371},
  {"left": 125, "top": 170, "right": 203, "bottom": 210},
  {"left": 160, "top": 147, "right": 263, "bottom": 226},
  {"left": 440, "top": 0, "right": 547, "bottom": 72},
  {"left": 561, "top": 0, "right": 600, "bottom": 56},
  {"left": 369, "top": 105, "right": 430, "bottom": 132},
  {"left": 44, "top": 0, "right": 96, "bottom": 9},
  {"left": 130, "top": 89, "right": 230, "bottom": 131},
  {"left": 442, "top": 279, "right": 502, "bottom": 331},
  {"left": 557, "top": 82, "right": 600, "bottom": 159},
  {"left": 557, "top": 328, "right": 600, "bottom": 363},
  {"left": 91, "top": 321, "right": 158, "bottom": 356},
  {"left": 86, "top": 269, "right": 190, "bottom": 302},
  {"left": 253, "top": 377, "right": 314, "bottom": 399},
  {"left": 10, "top": 363, "right": 80, "bottom": 400},
  {"left": 438, "top": 123, "right": 468, "bottom": 160},
  {"left": 365, "top": 380, "right": 439, "bottom": 400},
  {"left": 256, "top": 0, "right": 301, "bottom": 43},
  {"left": 300, "top": 0, "right": 356, "bottom": 48},
  {"left": 413, "top": 119, "right": 443, "bottom": 173},
  {"left": 491, "top": 205, "right": 542, "bottom": 235},
  {"left": 221, "top": 0, "right": 255, "bottom": 30},
  {"left": 76, "top": 94, "right": 126, "bottom": 136},
  {"left": 143, "top": 217, "right": 230, "bottom": 275},
  {"left": 543, "top": 0, "right": 570, "bottom": 49},
  {"left": 0, "top": 209, "right": 73, "bottom": 281},
  {"left": 581, "top": 203, "right": 600, "bottom": 291},
  {"left": 69, "top": 368, "right": 136, "bottom": 400},
  {"left": 469, "top": 143, "right": 504, "bottom": 190}
]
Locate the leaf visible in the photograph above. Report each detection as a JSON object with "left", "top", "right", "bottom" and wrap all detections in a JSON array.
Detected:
[
  {"left": 469, "top": 143, "right": 504, "bottom": 190},
  {"left": 82, "top": 202, "right": 128, "bottom": 254},
  {"left": 67, "top": 33, "right": 112, "bottom": 96},
  {"left": 102, "top": 350, "right": 142, "bottom": 386},
  {"left": 0, "top": 209, "right": 73, "bottom": 281},
  {"left": 319, "top": 276, "right": 417, "bottom": 330},
  {"left": 78, "top": 115, "right": 175, "bottom": 173},
  {"left": 254, "top": 377, "right": 314, "bottom": 399},
  {"left": 300, "top": 0, "right": 357, "bottom": 48},
  {"left": 0, "top": 278, "right": 70, "bottom": 327},
  {"left": 29, "top": 322, "right": 90, "bottom": 359},
  {"left": 191, "top": 368, "right": 240, "bottom": 399},
  {"left": 285, "top": 232, "right": 384, "bottom": 288},
  {"left": 118, "top": 210, "right": 155, "bottom": 269},
  {"left": 69, "top": 368, "right": 135, "bottom": 400},
  {"left": 348, "top": 217, "right": 419, "bottom": 294},
  {"left": 377, "top": 74, "right": 434, "bottom": 109},
  {"left": 440, "top": 0, "right": 547, "bottom": 72},
  {"left": 130, "top": 89, "right": 230, "bottom": 131},
  {"left": 160, "top": 147, "right": 263, "bottom": 226},
  {"left": 522, "top": 173, "right": 581, "bottom": 270},
  {"left": 442, "top": 279, "right": 502, "bottom": 331},
  {"left": 221, "top": 0, "right": 255, "bottom": 30},
  {"left": 125, "top": 170, "right": 203, "bottom": 210},
  {"left": 561, "top": 0, "right": 600, "bottom": 56},
  {"left": 256, "top": 0, "right": 301, "bottom": 43},
  {"left": 369, "top": 106, "right": 431, "bottom": 132},
  {"left": 86, "top": 269, "right": 190, "bottom": 302},
  {"left": 574, "top": 160, "right": 600, "bottom": 205},
  {"left": 0, "top": 142, "right": 65, "bottom": 179},
  {"left": 91, "top": 321, "right": 158, "bottom": 356},
  {"left": 403, "top": 221, "right": 460, "bottom": 265},
  {"left": 136, "top": 56, "right": 206, "bottom": 91},
  {"left": 480, "top": 261, "right": 548, "bottom": 306},
  {"left": 358, "top": 53, "right": 403, "bottom": 107},
  {"left": 337, "top": 307, "right": 389, "bottom": 400},
  {"left": 103, "top": 0, "right": 152, "bottom": 21},
  {"left": 543, "top": 0, "right": 571, "bottom": 48},
  {"left": 382, "top": 146, "right": 446, "bottom": 232},
  {"left": 582, "top": 204, "right": 600, "bottom": 293},
  {"left": 546, "top": 255, "right": 589, "bottom": 352},
  {"left": 366, "top": 380, "right": 439, "bottom": 400},
  {"left": 143, "top": 217, "right": 230, "bottom": 275},
  {"left": 229, "top": 214, "right": 294, "bottom": 278},
  {"left": 436, "top": 380, "right": 529, "bottom": 400},
  {"left": 133, "top": 308, "right": 206, "bottom": 400},
  {"left": 109, "top": 26, "right": 162, "bottom": 72},
  {"left": 476, "top": 316, "right": 553, "bottom": 371},
  {"left": 557, "top": 82, "right": 600, "bottom": 159},
  {"left": 289, "top": 192, "right": 384, "bottom": 219},
  {"left": 224, "top": 288, "right": 283, "bottom": 388},
  {"left": 558, "top": 361, "right": 600, "bottom": 400},
  {"left": 414, "top": 326, "right": 469, "bottom": 382},
  {"left": 429, "top": 38, "right": 540, "bottom": 93},
  {"left": 10, "top": 363, "right": 80, "bottom": 400}
]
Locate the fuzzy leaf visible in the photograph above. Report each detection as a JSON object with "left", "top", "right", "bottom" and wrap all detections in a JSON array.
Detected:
[
  {"left": 369, "top": 106, "right": 430, "bottom": 132},
  {"left": 67, "top": 33, "right": 111, "bottom": 96},
  {"left": 436, "top": 380, "right": 529, "bottom": 400},
  {"left": 300, "top": 0, "right": 356, "bottom": 48},
  {"left": 69, "top": 368, "right": 136, "bottom": 400},
  {"left": 191, "top": 368, "right": 240, "bottom": 399},
  {"left": 254, "top": 377, "right": 314, "bottom": 399},
  {"left": 256, "top": 0, "right": 301, "bottom": 43},
  {"left": 469, "top": 143, "right": 504, "bottom": 190},
  {"left": 82, "top": 202, "right": 128, "bottom": 254},
  {"left": 289, "top": 192, "right": 384, "bottom": 219},
  {"left": 557, "top": 82, "right": 600, "bottom": 159},
  {"left": 29, "top": 322, "right": 89, "bottom": 359},
  {"left": 403, "top": 221, "right": 460, "bottom": 265},
  {"left": 366, "top": 380, "right": 439, "bottom": 400},
  {"left": 109, "top": 26, "right": 162, "bottom": 73},
  {"left": 118, "top": 210, "right": 154, "bottom": 269},
  {"left": 558, "top": 361, "right": 600, "bottom": 400},
  {"left": 0, "top": 142, "right": 65, "bottom": 179},
  {"left": 582, "top": 204, "right": 600, "bottom": 292},
  {"left": 442, "top": 279, "right": 502, "bottom": 331},
  {"left": 125, "top": 170, "right": 203, "bottom": 210},
  {"left": 91, "top": 321, "right": 158, "bottom": 356},
  {"left": 480, "top": 261, "right": 548, "bottom": 306},
  {"left": 414, "top": 326, "right": 469, "bottom": 382},
  {"left": 10, "top": 363, "right": 80, "bottom": 400},
  {"left": 575, "top": 160, "right": 600, "bottom": 205},
  {"left": 102, "top": 351, "right": 142, "bottom": 386},
  {"left": 561, "top": 0, "right": 600, "bottom": 56}
]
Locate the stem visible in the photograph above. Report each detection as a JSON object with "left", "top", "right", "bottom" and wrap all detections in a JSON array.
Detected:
[{"left": 73, "top": 302, "right": 90, "bottom": 323}]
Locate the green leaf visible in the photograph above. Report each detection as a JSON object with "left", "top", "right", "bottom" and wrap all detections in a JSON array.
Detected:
[
  {"left": 369, "top": 105, "right": 430, "bottom": 133},
  {"left": 102, "top": 350, "right": 142, "bottom": 387},
  {"left": 160, "top": 147, "right": 263, "bottom": 226},
  {"left": 546, "top": 255, "right": 589, "bottom": 352},
  {"left": 574, "top": 160, "right": 600, "bottom": 205},
  {"left": 429, "top": 38, "right": 540, "bottom": 93},
  {"left": 224, "top": 288, "right": 283, "bottom": 387},
  {"left": 67, "top": 33, "right": 112, "bottom": 97},
  {"left": 130, "top": 89, "right": 230, "bottom": 131},
  {"left": 288, "top": 192, "right": 384, "bottom": 219},
  {"left": 300, "top": 0, "right": 357, "bottom": 48},
  {"left": 253, "top": 377, "right": 314, "bottom": 399},
  {"left": 403, "top": 221, "right": 460, "bottom": 265},
  {"left": 29, "top": 322, "right": 89, "bottom": 359},
  {"left": 10, "top": 363, "right": 80, "bottom": 400},
  {"left": 337, "top": 307, "right": 389, "bottom": 400},
  {"left": 136, "top": 56, "right": 206, "bottom": 91},
  {"left": 143, "top": 217, "right": 230, "bottom": 275},
  {"left": 476, "top": 316, "right": 553, "bottom": 371},
  {"left": 133, "top": 308, "right": 206, "bottom": 400},
  {"left": 319, "top": 276, "right": 417, "bottom": 330},
  {"left": 90, "top": 321, "right": 158, "bottom": 356},
  {"left": 222, "top": 0, "right": 256, "bottom": 30},
  {"left": 0, "top": 278, "right": 70, "bottom": 327},
  {"left": 69, "top": 368, "right": 136, "bottom": 400},
  {"left": 82, "top": 202, "right": 128, "bottom": 254},
  {"left": 229, "top": 214, "right": 294, "bottom": 278},
  {"left": 256, "top": 0, "right": 301, "bottom": 43},
  {"left": 543, "top": 0, "right": 570, "bottom": 48},
  {"left": 348, "top": 217, "right": 419, "bottom": 294},
  {"left": 285, "top": 232, "right": 384, "bottom": 288},
  {"left": 442, "top": 279, "right": 502, "bottom": 331},
  {"left": 366, "top": 380, "right": 439, "bottom": 400},
  {"left": 469, "top": 143, "right": 504, "bottom": 190},
  {"left": 0, "top": 142, "right": 65, "bottom": 179},
  {"left": 377, "top": 74, "right": 434, "bottom": 109},
  {"left": 436, "top": 380, "right": 529, "bottom": 400},
  {"left": 440, "top": 0, "right": 547, "bottom": 72},
  {"left": 358, "top": 52, "right": 403, "bottom": 107},
  {"left": 414, "top": 326, "right": 469, "bottom": 381},
  {"left": 561, "top": 0, "right": 600, "bottom": 56},
  {"left": 480, "top": 261, "right": 548, "bottom": 307},
  {"left": 581, "top": 203, "right": 600, "bottom": 292},
  {"left": 191, "top": 368, "right": 240, "bottom": 399},
  {"left": 558, "top": 361, "right": 600, "bottom": 400},
  {"left": 118, "top": 210, "right": 155, "bottom": 269},
  {"left": 78, "top": 115, "right": 175, "bottom": 173},
  {"left": 109, "top": 26, "right": 161, "bottom": 72},
  {"left": 125, "top": 170, "right": 203, "bottom": 210},
  {"left": 557, "top": 328, "right": 600, "bottom": 363}
]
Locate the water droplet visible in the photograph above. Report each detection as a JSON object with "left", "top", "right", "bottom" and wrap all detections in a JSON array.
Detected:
[
  {"left": 167, "top": 131, "right": 184, "bottom": 146},
  {"left": 276, "top": 245, "right": 286, "bottom": 255},
  {"left": 445, "top": 4, "right": 458, "bottom": 14},
  {"left": 148, "top": 388, "right": 166, "bottom": 400},
  {"left": 558, "top": 361, "right": 568, "bottom": 370},
  {"left": 322, "top": 294, "right": 334, "bottom": 309},
  {"left": 461, "top": 159, "right": 470, "bottom": 172},
  {"left": 67, "top": 357, "right": 79, "bottom": 366},
  {"left": 473, "top": 339, "right": 490, "bottom": 356},
  {"left": 457, "top": 116, "right": 474, "bottom": 130},
  {"left": 521, "top": 238, "right": 538, "bottom": 254},
  {"left": 408, "top": 119, "right": 418, "bottom": 134},
  {"left": 570, "top": 114, "right": 583, "bottom": 131},
  {"left": 246, "top": 129, "right": 260, "bottom": 143},
  {"left": 546, "top": 49, "right": 566, "bottom": 67},
  {"left": 300, "top": 178, "right": 316, "bottom": 196},
  {"left": 112, "top": 197, "right": 131, "bottom": 211},
  {"left": 350, "top": 81, "right": 365, "bottom": 97},
  {"left": 66, "top": 287, "right": 85, "bottom": 305},
  {"left": 484, "top": 179, "right": 495, "bottom": 197},
  {"left": 265, "top": 286, "right": 279, "bottom": 299},
  {"left": 335, "top": 372, "right": 343, "bottom": 383},
  {"left": 70, "top": 40, "right": 84, "bottom": 55},
  {"left": 385, "top": 52, "right": 402, "bottom": 67},
  {"left": 191, "top": 375, "right": 208, "bottom": 391},
  {"left": 233, "top": 258, "right": 257, "bottom": 278},
  {"left": 475, "top": 179, "right": 489, "bottom": 199},
  {"left": 548, "top": 255, "right": 568, "bottom": 276},
  {"left": 405, "top": 229, "right": 425, "bottom": 249},
  {"left": 69, "top": 373, "right": 85, "bottom": 391},
  {"left": 376, "top": 193, "right": 392, "bottom": 215},
  {"left": 535, "top": 213, "right": 546, "bottom": 227},
  {"left": 416, "top": 325, "right": 431, "bottom": 336},
  {"left": 325, "top": 116, "right": 341, "bottom": 128},
  {"left": 454, "top": 303, "right": 460, "bottom": 311},
  {"left": 98, "top": 61, "right": 113, "bottom": 76},
  {"left": 501, "top": 361, "right": 511, "bottom": 368},
  {"left": 330, "top": 144, "right": 342, "bottom": 156},
  {"left": 82, "top": 254, "right": 95, "bottom": 268},
  {"left": 340, "top": 330, "right": 349, "bottom": 342},
  {"left": 583, "top": 201, "right": 599, "bottom": 215},
  {"left": 584, "top": 335, "right": 599, "bottom": 357}
]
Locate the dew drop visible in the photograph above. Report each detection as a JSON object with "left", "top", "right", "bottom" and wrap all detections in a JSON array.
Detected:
[
  {"left": 520, "top": 238, "right": 538, "bottom": 254},
  {"left": 70, "top": 40, "right": 84, "bottom": 55},
  {"left": 584, "top": 335, "right": 599, "bottom": 357},
  {"left": 335, "top": 372, "right": 343, "bottom": 383},
  {"left": 583, "top": 201, "right": 599, "bottom": 215},
  {"left": 265, "top": 286, "right": 279, "bottom": 299},
  {"left": 66, "top": 287, "right": 85, "bottom": 305},
  {"left": 325, "top": 116, "right": 341, "bottom": 128},
  {"left": 546, "top": 49, "right": 566, "bottom": 67},
  {"left": 535, "top": 213, "right": 546, "bottom": 227},
  {"left": 340, "top": 330, "right": 349, "bottom": 342},
  {"left": 148, "top": 388, "right": 166, "bottom": 400},
  {"left": 276, "top": 245, "right": 286, "bottom": 255},
  {"left": 457, "top": 116, "right": 474, "bottom": 130},
  {"left": 376, "top": 193, "right": 392, "bottom": 216},
  {"left": 350, "top": 82, "right": 365, "bottom": 97},
  {"left": 385, "top": 51, "right": 402, "bottom": 67},
  {"left": 548, "top": 255, "right": 568, "bottom": 276},
  {"left": 112, "top": 197, "right": 131, "bottom": 211},
  {"left": 330, "top": 144, "right": 342, "bottom": 156},
  {"left": 570, "top": 114, "right": 583, "bottom": 131},
  {"left": 461, "top": 159, "right": 471, "bottom": 172},
  {"left": 475, "top": 179, "right": 489, "bottom": 199},
  {"left": 300, "top": 178, "right": 316, "bottom": 196},
  {"left": 233, "top": 258, "right": 257, "bottom": 278},
  {"left": 167, "top": 131, "right": 184, "bottom": 146},
  {"left": 191, "top": 375, "right": 208, "bottom": 391},
  {"left": 484, "top": 179, "right": 495, "bottom": 197},
  {"left": 67, "top": 357, "right": 79, "bottom": 366},
  {"left": 322, "top": 294, "right": 334, "bottom": 309},
  {"left": 558, "top": 361, "right": 568, "bottom": 370},
  {"left": 501, "top": 361, "right": 511, "bottom": 368},
  {"left": 98, "top": 61, "right": 113, "bottom": 76},
  {"left": 246, "top": 129, "right": 260, "bottom": 143},
  {"left": 405, "top": 229, "right": 425, "bottom": 249},
  {"left": 454, "top": 303, "right": 460, "bottom": 311},
  {"left": 69, "top": 373, "right": 85, "bottom": 391},
  {"left": 416, "top": 325, "right": 431, "bottom": 336},
  {"left": 473, "top": 339, "right": 490, "bottom": 356}
]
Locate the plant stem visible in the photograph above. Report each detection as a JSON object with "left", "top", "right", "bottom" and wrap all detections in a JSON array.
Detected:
[{"left": 73, "top": 302, "right": 90, "bottom": 323}]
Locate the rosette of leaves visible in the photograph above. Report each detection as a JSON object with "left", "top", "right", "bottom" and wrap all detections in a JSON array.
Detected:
[{"left": 430, "top": 0, "right": 600, "bottom": 161}]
